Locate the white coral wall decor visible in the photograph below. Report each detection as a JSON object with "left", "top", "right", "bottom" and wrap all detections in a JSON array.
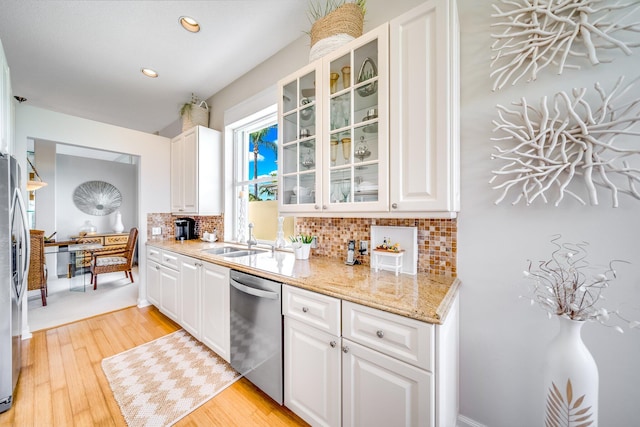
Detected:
[
  {"left": 490, "top": 0, "right": 640, "bottom": 91},
  {"left": 490, "top": 75, "right": 640, "bottom": 207}
]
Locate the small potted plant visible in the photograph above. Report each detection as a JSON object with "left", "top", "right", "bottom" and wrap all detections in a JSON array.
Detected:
[
  {"left": 179, "top": 93, "right": 209, "bottom": 131},
  {"left": 307, "top": 0, "right": 366, "bottom": 61},
  {"left": 290, "top": 234, "right": 314, "bottom": 259}
]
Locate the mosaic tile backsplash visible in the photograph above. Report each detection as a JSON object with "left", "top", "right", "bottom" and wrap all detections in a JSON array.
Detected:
[
  {"left": 296, "top": 217, "right": 456, "bottom": 276},
  {"left": 147, "top": 213, "right": 224, "bottom": 242},
  {"left": 147, "top": 214, "right": 456, "bottom": 276}
]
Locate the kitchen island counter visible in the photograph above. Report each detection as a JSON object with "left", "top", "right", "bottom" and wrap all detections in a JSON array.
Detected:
[{"left": 146, "top": 240, "right": 460, "bottom": 324}]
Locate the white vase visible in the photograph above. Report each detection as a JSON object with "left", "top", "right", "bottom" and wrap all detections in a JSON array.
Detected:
[
  {"left": 113, "top": 211, "right": 124, "bottom": 233},
  {"left": 294, "top": 243, "right": 311, "bottom": 260},
  {"left": 543, "top": 316, "right": 598, "bottom": 426}
]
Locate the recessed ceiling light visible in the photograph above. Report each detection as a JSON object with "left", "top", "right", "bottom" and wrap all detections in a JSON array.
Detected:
[
  {"left": 179, "top": 16, "right": 200, "bottom": 33},
  {"left": 141, "top": 68, "right": 158, "bottom": 78}
]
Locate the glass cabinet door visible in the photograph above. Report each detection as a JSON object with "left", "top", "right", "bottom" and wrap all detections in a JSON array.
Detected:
[
  {"left": 324, "top": 26, "right": 388, "bottom": 212},
  {"left": 279, "top": 64, "right": 321, "bottom": 212}
]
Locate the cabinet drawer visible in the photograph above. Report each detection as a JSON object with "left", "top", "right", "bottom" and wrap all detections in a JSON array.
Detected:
[
  {"left": 77, "top": 236, "right": 102, "bottom": 245},
  {"left": 342, "top": 301, "right": 433, "bottom": 371},
  {"left": 105, "top": 235, "right": 128, "bottom": 246},
  {"left": 283, "top": 285, "right": 341, "bottom": 336},
  {"left": 160, "top": 250, "right": 180, "bottom": 270},
  {"left": 147, "top": 247, "right": 162, "bottom": 264}
]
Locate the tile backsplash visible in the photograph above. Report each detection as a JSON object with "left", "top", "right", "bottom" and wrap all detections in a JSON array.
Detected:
[
  {"left": 146, "top": 213, "right": 456, "bottom": 276},
  {"left": 147, "top": 213, "right": 224, "bottom": 241},
  {"left": 295, "top": 217, "right": 456, "bottom": 276}
]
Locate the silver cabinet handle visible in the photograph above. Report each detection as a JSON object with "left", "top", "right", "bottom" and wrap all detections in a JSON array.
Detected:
[
  {"left": 391, "top": 203, "right": 398, "bottom": 209},
  {"left": 302, "top": 306, "right": 309, "bottom": 313},
  {"left": 342, "top": 346, "right": 349, "bottom": 353},
  {"left": 314, "top": 204, "right": 320, "bottom": 210},
  {"left": 322, "top": 205, "right": 327, "bottom": 210},
  {"left": 155, "top": 265, "right": 160, "bottom": 270},
  {"left": 330, "top": 341, "right": 337, "bottom": 348},
  {"left": 376, "top": 330, "right": 384, "bottom": 338}
]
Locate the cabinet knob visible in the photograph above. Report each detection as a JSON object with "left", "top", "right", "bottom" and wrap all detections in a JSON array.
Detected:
[
  {"left": 376, "top": 330, "right": 384, "bottom": 338},
  {"left": 342, "top": 346, "right": 349, "bottom": 354},
  {"left": 392, "top": 203, "right": 398, "bottom": 209},
  {"left": 302, "top": 306, "right": 309, "bottom": 313},
  {"left": 155, "top": 265, "right": 160, "bottom": 270},
  {"left": 330, "top": 341, "right": 337, "bottom": 348},
  {"left": 314, "top": 205, "right": 320, "bottom": 210}
]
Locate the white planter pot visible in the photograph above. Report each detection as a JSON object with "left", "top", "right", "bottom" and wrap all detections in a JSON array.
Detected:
[
  {"left": 294, "top": 243, "right": 311, "bottom": 260},
  {"left": 543, "top": 316, "right": 598, "bottom": 426}
]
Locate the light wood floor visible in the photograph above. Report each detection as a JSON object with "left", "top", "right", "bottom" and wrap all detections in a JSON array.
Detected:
[{"left": 0, "top": 305, "right": 308, "bottom": 427}]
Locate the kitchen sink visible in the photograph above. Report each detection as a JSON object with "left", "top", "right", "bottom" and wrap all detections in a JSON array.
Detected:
[
  {"left": 202, "top": 246, "right": 244, "bottom": 255},
  {"left": 222, "top": 249, "right": 266, "bottom": 257},
  {"left": 202, "top": 247, "right": 266, "bottom": 257}
]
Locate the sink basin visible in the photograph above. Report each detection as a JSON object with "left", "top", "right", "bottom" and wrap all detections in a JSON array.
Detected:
[
  {"left": 202, "top": 246, "right": 266, "bottom": 257},
  {"left": 222, "top": 249, "right": 266, "bottom": 257},
  {"left": 202, "top": 246, "right": 244, "bottom": 255}
]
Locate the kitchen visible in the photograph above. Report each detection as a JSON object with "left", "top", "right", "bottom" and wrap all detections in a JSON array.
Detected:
[{"left": 2, "top": 0, "right": 640, "bottom": 426}]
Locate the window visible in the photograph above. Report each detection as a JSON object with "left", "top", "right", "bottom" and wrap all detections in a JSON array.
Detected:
[{"left": 231, "top": 109, "right": 294, "bottom": 244}]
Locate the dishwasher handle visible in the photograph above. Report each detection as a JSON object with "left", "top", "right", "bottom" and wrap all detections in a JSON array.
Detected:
[{"left": 230, "top": 278, "right": 279, "bottom": 300}]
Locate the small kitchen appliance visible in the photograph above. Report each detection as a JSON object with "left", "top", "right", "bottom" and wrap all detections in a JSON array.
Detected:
[
  {"left": 346, "top": 240, "right": 357, "bottom": 265},
  {"left": 174, "top": 217, "right": 195, "bottom": 240}
]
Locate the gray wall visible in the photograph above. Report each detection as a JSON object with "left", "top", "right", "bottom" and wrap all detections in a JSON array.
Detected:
[
  {"left": 56, "top": 153, "right": 137, "bottom": 239},
  {"left": 199, "top": 0, "right": 640, "bottom": 426},
  {"left": 457, "top": 1, "right": 640, "bottom": 426}
]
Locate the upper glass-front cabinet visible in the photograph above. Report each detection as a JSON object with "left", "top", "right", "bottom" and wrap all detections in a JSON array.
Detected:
[
  {"left": 323, "top": 25, "right": 388, "bottom": 212},
  {"left": 278, "top": 24, "right": 388, "bottom": 214},
  {"left": 279, "top": 62, "right": 322, "bottom": 212}
]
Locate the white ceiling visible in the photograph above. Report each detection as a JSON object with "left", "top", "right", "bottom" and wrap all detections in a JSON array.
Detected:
[{"left": 0, "top": 0, "right": 309, "bottom": 134}]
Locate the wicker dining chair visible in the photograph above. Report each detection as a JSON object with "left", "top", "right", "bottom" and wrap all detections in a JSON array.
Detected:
[
  {"left": 89, "top": 227, "right": 138, "bottom": 290},
  {"left": 28, "top": 229, "right": 48, "bottom": 306}
]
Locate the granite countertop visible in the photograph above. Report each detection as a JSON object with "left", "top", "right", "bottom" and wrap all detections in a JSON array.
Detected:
[{"left": 146, "top": 239, "right": 461, "bottom": 325}]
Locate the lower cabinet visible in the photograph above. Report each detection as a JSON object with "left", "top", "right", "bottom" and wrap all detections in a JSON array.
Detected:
[
  {"left": 342, "top": 339, "right": 432, "bottom": 426},
  {"left": 200, "top": 261, "right": 230, "bottom": 362},
  {"left": 179, "top": 256, "right": 202, "bottom": 339},
  {"left": 284, "top": 284, "right": 459, "bottom": 427},
  {"left": 145, "top": 248, "right": 230, "bottom": 362},
  {"left": 284, "top": 317, "right": 341, "bottom": 427}
]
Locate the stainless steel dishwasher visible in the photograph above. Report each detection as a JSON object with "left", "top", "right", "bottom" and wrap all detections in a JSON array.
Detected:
[{"left": 229, "top": 269, "right": 283, "bottom": 405}]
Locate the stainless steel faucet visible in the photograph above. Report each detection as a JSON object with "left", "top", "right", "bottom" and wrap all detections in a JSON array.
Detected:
[{"left": 247, "top": 223, "right": 257, "bottom": 250}]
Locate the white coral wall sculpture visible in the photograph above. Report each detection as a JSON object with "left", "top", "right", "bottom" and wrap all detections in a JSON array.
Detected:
[
  {"left": 490, "top": 76, "right": 640, "bottom": 207},
  {"left": 490, "top": 0, "right": 640, "bottom": 91}
]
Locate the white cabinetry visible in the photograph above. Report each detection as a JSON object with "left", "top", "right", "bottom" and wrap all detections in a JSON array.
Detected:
[
  {"left": 170, "top": 125, "right": 222, "bottom": 215},
  {"left": 283, "top": 286, "right": 341, "bottom": 427},
  {"left": 279, "top": 25, "right": 389, "bottom": 214},
  {"left": 342, "top": 339, "right": 431, "bottom": 426},
  {"left": 158, "top": 251, "right": 180, "bottom": 322},
  {"left": 389, "top": 0, "right": 459, "bottom": 213},
  {"left": 145, "top": 248, "right": 230, "bottom": 362},
  {"left": 145, "top": 247, "right": 162, "bottom": 307},
  {"left": 278, "top": 0, "right": 459, "bottom": 217},
  {"left": 0, "top": 39, "right": 13, "bottom": 155},
  {"left": 342, "top": 301, "right": 434, "bottom": 426},
  {"left": 201, "top": 261, "right": 230, "bottom": 362},
  {"left": 179, "top": 255, "right": 202, "bottom": 339},
  {"left": 283, "top": 284, "right": 459, "bottom": 427},
  {"left": 146, "top": 247, "right": 180, "bottom": 322}
]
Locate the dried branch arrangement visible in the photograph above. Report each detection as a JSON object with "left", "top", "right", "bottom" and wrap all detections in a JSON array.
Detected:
[
  {"left": 522, "top": 235, "right": 638, "bottom": 333},
  {"left": 491, "top": 75, "right": 640, "bottom": 207},
  {"left": 490, "top": 0, "right": 640, "bottom": 91}
]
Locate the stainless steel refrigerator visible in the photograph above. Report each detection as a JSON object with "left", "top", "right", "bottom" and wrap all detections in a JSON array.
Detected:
[{"left": 0, "top": 154, "right": 29, "bottom": 413}]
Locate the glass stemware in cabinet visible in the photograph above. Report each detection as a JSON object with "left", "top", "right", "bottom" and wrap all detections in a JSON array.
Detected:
[
  {"left": 340, "top": 180, "right": 351, "bottom": 203},
  {"left": 302, "top": 149, "right": 315, "bottom": 169},
  {"left": 330, "top": 138, "right": 338, "bottom": 166}
]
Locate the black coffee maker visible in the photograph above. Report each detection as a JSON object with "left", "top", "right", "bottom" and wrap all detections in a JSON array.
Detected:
[{"left": 174, "top": 217, "right": 196, "bottom": 240}]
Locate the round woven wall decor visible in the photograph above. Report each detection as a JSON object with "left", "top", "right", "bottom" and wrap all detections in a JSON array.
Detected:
[{"left": 73, "top": 180, "right": 122, "bottom": 216}]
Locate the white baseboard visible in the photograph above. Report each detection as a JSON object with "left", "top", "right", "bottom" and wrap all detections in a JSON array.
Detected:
[{"left": 457, "top": 414, "right": 487, "bottom": 427}]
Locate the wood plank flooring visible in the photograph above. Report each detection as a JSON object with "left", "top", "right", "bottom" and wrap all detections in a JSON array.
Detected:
[{"left": 0, "top": 305, "right": 308, "bottom": 427}]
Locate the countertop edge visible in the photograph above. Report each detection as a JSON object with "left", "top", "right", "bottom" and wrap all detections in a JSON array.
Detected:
[{"left": 146, "top": 240, "right": 460, "bottom": 325}]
